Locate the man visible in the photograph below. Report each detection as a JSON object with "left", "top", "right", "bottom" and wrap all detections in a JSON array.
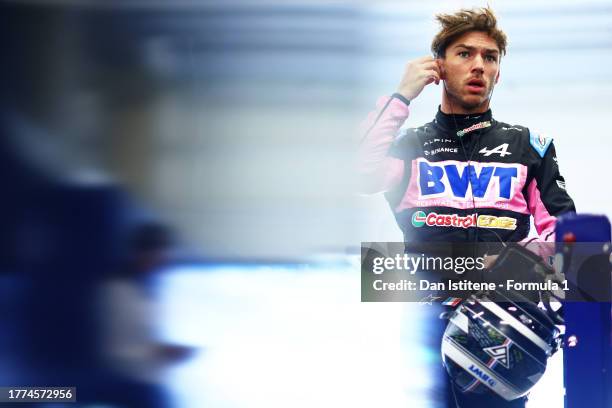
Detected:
[
  {"left": 360, "top": 6, "right": 574, "bottom": 246},
  {"left": 359, "top": 7, "right": 575, "bottom": 408}
]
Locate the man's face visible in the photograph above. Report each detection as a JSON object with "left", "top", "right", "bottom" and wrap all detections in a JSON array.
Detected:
[{"left": 439, "top": 31, "right": 501, "bottom": 113}]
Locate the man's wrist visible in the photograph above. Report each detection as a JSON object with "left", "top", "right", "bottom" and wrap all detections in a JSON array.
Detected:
[{"left": 391, "top": 93, "right": 411, "bottom": 106}]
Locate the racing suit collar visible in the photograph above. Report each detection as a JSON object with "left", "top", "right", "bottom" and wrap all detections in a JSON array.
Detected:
[{"left": 434, "top": 106, "right": 494, "bottom": 137}]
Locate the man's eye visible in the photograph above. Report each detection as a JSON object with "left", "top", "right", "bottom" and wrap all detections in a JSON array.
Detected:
[
  {"left": 459, "top": 51, "right": 469, "bottom": 58},
  {"left": 485, "top": 55, "right": 497, "bottom": 62}
]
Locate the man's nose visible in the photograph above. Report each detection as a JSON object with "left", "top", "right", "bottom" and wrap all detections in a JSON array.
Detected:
[{"left": 471, "top": 55, "right": 485, "bottom": 74}]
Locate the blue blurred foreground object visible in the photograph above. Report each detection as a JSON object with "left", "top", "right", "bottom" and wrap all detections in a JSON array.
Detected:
[{"left": 556, "top": 213, "right": 612, "bottom": 408}]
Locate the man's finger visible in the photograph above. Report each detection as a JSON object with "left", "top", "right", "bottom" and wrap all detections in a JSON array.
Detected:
[
  {"left": 420, "top": 61, "right": 439, "bottom": 71},
  {"left": 415, "top": 55, "right": 435, "bottom": 62},
  {"left": 424, "top": 69, "right": 440, "bottom": 82}
]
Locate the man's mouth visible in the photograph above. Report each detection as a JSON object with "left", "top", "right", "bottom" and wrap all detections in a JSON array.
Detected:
[{"left": 466, "top": 78, "right": 486, "bottom": 92}]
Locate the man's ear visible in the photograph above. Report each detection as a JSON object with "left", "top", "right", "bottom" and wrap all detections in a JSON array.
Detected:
[
  {"left": 437, "top": 58, "right": 447, "bottom": 80},
  {"left": 495, "top": 68, "right": 500, "bottom": 84}
]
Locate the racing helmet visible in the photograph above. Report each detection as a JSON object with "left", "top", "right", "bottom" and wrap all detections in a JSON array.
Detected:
[{"left": 441, "top": 292, "right": 561, "bottom": 401}]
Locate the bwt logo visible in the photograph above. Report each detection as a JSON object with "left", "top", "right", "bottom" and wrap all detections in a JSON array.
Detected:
[
  {"left": 468, "top": 364, "right": 497, "bottom": 387},
  {"left": 418, "top": 161, "right": 518, "bottom": 199}
]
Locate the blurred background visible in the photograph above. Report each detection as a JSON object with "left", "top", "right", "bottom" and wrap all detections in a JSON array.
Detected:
[{"left": 0, "top": 0, "right": 610, "bottom": 407}]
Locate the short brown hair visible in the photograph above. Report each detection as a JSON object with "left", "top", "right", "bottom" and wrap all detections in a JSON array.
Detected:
[{"left": 431, "top": 7, "right": 507, "bottom": 59}]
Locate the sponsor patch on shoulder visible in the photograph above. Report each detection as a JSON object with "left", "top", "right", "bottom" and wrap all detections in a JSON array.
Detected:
[{"left": 529, "top": 129, "right": 553, "bottom": 158}]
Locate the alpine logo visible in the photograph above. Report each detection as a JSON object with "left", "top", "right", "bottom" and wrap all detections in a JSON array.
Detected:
[
  {"left": 418, "top": 160, "right": 519, "bottom": 200},
  {"left": 423, "top": 138, "right": 453, "bottom": 147},
  {"left": 484, "top": 344, "right": 511, "bottom": 369},
  {"left": 479, "top": 143, "right": 511, "bottom": 157},
  {"left": 468, "top": 364, "right": 497, "bottom": 387}
]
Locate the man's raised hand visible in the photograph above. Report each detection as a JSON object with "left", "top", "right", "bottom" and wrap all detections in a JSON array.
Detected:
[{"left": 396, "top": 56, "right": 441, "bottom": 101}]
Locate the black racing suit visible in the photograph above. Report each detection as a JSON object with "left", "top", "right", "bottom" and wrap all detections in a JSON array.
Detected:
[{"left": 359, "top": 95, "right": 576, "bottom": 407}]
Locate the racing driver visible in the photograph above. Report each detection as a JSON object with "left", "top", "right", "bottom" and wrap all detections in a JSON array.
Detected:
[{"left": 358, "top": 7, "right": 576, "bottom": 408}]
